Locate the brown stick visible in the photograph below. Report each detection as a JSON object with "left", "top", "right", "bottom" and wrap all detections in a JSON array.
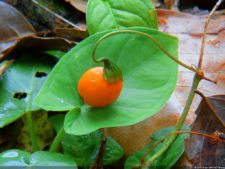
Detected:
[
  {"left": 90, "top": 128, "right": 108, "bottom": 169},
  {"left": 198, "top": 0, "right": 224, "bottom": 69},
  {"left": 140, "top": 1, "right": 224, "bottom": 166}
]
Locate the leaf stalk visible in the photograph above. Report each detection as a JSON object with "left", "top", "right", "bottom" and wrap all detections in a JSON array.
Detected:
[
  {"left": 49, "top": 127, "right": 65, "bottom": 152},
  {"left": 25, "top": 111, "right": 39, "bottom": 151}
]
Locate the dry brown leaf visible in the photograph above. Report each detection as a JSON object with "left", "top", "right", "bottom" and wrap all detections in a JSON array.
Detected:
[
  {"left": 157, "top": 9, "right": 225, "bottom": 120},
  {"left": 6, "top": 0, "right": 83, "bottom": 31},
  {"left": 52, "top": 28, "right": 87, "bottom": 41},
  {"left": 65, "top": 0, "right": 87, "bottom": 13},
  {"left": 0, "top": 1, "right": 36, "bottom": 55},
  {"left": 185, "top": 94, "right": 225, "bottom": 167},
  {"left": 109, "top": 9, "right": 225, "bottom": 156},
  {"left": 210, "top": 30, "right": 225, "bottom": 45},
  {"left": 174, "top": 153, "right": 193, "bottom": 168},
  {"left": 0, "top": 2, "right": 78, "bottom": 62},
  {"left": 152, "top": 0, "right": 161, "bottom": 8},
  {"left": 164, "top": 0, "right": 179, "bottom": 9},
  {"left": 1, "top": 36, "right": 75, "bottom": 61}
]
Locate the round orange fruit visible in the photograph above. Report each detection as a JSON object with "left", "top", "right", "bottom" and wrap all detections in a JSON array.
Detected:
[{"left": 78, "top": 67, "right": 123, "bottom": 107}]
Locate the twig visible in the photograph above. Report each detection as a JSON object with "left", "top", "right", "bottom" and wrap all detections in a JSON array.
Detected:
[
  {"left": 90, "top": 128, "right": 108, "bottom": 169},
  {"left": 198, "top": 0, "right": 224, "bottom": 69},
  {"left": 92, "top": 30, "right": 195, "bottom": 72},
  {"left": 141, "top": 0, "right": 223, "bottom": 167},
  {"left": 92, "top": 29, "right": 216, "bottom": 83},
  {"left": 142, "top": 74, "right": 201, "bottom": 166}
]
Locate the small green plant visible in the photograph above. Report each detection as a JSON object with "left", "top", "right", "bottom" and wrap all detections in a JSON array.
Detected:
[{"left": 0, "top": 0, "right": 223, "bottom": 168}]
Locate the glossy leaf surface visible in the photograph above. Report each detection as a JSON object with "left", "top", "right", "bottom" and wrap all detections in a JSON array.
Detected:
[
  {"left": 35, "top": 27, "right": 178, "bottom": 135},
  {"left": 125, "top": 126, "right": 189, "bottom": 169},
  {"left": 49, "top": 114, "right": 124, "bottom": 167},
  {"left": 0, "top": 149, "right": 77, "bottom": 168},
  {"left": 0, "top": 54, "right": 54, "bottom": 127},
  {"left": 87, "top": 0, "right": 158, "bottom": 34}
]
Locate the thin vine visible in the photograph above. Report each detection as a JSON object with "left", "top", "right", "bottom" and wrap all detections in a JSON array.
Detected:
[
  {"left": 90, "top": 0, "right": 223, "bottom": 167},
  {"left": 92, "top": 29, "right": 215, "bottom": 83},
  {"left": 141, "top": 0, "right": 223, "bottom": 167}
]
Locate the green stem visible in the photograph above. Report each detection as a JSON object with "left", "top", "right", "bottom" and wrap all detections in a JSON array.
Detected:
[
  {"left": 49, "top": 127, "right": 65, "bottom": 152},
  {"left": 175, "top": 75, "right": 201, "bottom": 130},
  {"left": 142, "top": 74, "right": 201, "bottom": 167},
  {"left": 92, "top": 30, "right": 197, "bottom": 73},
  {"left": 26, "top": 112, "right": 39, "bottom": 151}
]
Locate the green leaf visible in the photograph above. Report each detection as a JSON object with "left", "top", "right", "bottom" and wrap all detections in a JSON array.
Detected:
[
  {"left": 30, "top": 151, "right": 76, "bottom": 167},
  {"left": 104, "top": 136, "right": 124, "bottom": 165},
  {"left": 125, "top": 126, "right": 190, "bottom": 169},
  {"left": 49, "top": 114, "right": 124, "bottom": 167},
  {"left": 48, "top": 114, "right": 65, "bottom": 132},
  {"left": 35, "top": 27, "right": 178, "bottom": 135},
  {"left": 0, "top": 149, "right": 77, "bottom": 168},
  {"left": 87, "top": 0, "right": 158, "bottom": 35},
  {"left": 43, "top": 50, "right": 66, "bottom": 60},
  {"left": 0, "top": 54, "right": 55, "bottom": 127},
  {"left": 0, "top": 149, "right": 30, "bottom": 166}
]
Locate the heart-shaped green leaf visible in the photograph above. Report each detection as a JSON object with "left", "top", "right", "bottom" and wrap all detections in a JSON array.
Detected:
[
  {"left": 125, "top": 126, "right": 189, "bottom": 169},
  {"left": 43, "top": 50, "right": 66, "bottom": 60},
  {"left": 87, "top": 0, "right": 158, "bottom": 35},
  {"left": 49, "top": 114, "right": 124, "bottom": 167},
  {"left": 0, "top": 149, "right": 30, "bottom": 166},
  {"left": 0, "top": 149, "right": 77, "bottom": 168},
  {"left": 35, "top": 27, "right": 178, "bottom": 135},
  {"left": 0, "top": 54, "right": 54, "bottom": 127}
]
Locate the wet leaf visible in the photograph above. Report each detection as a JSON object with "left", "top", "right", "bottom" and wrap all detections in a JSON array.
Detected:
[
  {"left": 65, "top": 0, "right": 87, "bottom": 13},
  {"left": 1, "top": 36, "right": 75, "bottom": 61},
  {"left": 43, "top": 50, "right": 66, "bottom": 60},
  {"left": 125, "top": 126, "right": 189, "bottom": 169},
  {"left": 49, "top": 114, "right": 124, "bottom": 167},
  {"left": 0, "top": 1, "right": 35, "bottom": 55},
  {"left": 0, "top": 149, "right": 77, "bottom": 167},
  {"left": 0, "top": 53, "right": 55, "bottom": 127},
  {"left": 87, "top": 0, "right": 158, "bottom": 35},
  {"left": 185, "top": 95, "right": 225, "bottom": 167},
  {"left": 34, "top": 27, "right": 178, "bottom": 135}
]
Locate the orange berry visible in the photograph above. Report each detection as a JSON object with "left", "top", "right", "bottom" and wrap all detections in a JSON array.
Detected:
[{"left": 77, "top": 67, "right": 123, "bottom": 107}]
